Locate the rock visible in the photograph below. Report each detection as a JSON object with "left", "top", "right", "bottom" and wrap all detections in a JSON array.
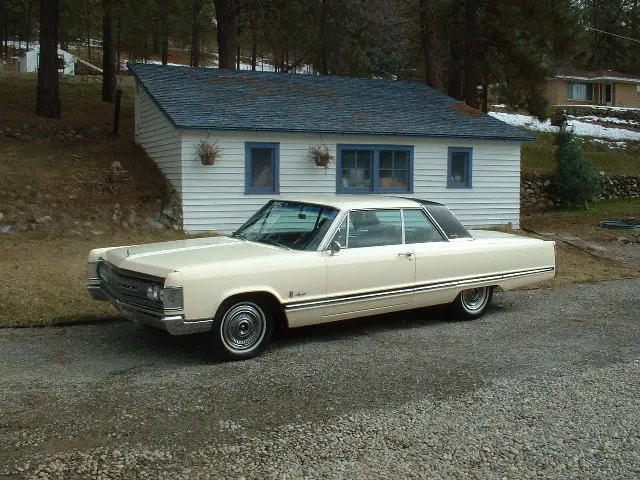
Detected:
[
  {"left": 87, "top": 126, "right": 102, "bottom": 138},
  {"left": 35, "top": 215, "right": 53, "bottom": 224},
  {"left": 145, "top": 219, "right": 165, "bottom": 230},
  {"left": 92, "top": 230, "right": 104, "bottom": 235}
]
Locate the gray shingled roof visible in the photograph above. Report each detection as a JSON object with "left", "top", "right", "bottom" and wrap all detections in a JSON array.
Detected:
[{"left": 128, "top": 63, "right": 532, "bottom": 142}]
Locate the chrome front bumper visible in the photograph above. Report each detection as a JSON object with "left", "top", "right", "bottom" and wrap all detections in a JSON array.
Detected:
[{"left": 87, "top": 284, "right": 213, "bottom": 335}]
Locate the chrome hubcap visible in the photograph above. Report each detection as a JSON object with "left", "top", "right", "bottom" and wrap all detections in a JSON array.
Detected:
[
  {"left": 461, "top": 287, "right": 489, "bottom": 311},
  {"left": 220, "top": 303, "right": 267, "bottom": 353}
]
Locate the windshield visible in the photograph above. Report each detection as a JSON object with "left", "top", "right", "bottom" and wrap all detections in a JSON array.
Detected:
[{"left": 233, "top": 201, "right": 339, "bottom": 251}]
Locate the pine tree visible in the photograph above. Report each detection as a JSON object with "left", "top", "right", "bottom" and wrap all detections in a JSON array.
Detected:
[{"left": 554, "top": 125, "right": 602, "bottom": 208}]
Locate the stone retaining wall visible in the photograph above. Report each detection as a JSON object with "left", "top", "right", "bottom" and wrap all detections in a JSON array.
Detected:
[{"left": 521, "top": 172, "right": 640, "bottom": 211}]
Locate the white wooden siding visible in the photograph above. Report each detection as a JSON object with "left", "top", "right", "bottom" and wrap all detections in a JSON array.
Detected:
[
  {"left": 135, "top": 88, "right": 183, "bottom": 194},
  {"left": 178, "top": 131, "right": 521, "bottom": 233}
]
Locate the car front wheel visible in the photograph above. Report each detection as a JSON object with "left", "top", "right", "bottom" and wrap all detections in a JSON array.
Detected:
[
  {"left": 452, "top": 286, "right": 493, "bottom": 319},
  {"left": 210, "top": 298, "right": 274, "bottom": 361}
]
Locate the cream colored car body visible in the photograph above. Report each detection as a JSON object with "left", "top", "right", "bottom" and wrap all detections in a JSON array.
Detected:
[{"left": 87, "top": 195, "right": 556, "bottom": 334}]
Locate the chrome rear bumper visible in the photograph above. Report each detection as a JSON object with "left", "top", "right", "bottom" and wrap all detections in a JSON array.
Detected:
[{"left": 87, "top": 284, "right": 213, "bottom": 335}]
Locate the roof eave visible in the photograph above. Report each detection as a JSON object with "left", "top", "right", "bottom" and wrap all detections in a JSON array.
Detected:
[{"left": 174, "top": 124, "right": 533, "bottom": 143}]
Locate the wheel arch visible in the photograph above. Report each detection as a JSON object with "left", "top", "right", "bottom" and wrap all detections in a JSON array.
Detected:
[{"left": 214, "top": 291, "right": 288, "bottom": 330}]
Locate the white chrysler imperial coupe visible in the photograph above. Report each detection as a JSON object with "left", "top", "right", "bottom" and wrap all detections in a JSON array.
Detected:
[{"left": 88, "top": 196, "right": 555, "bottom": 360}]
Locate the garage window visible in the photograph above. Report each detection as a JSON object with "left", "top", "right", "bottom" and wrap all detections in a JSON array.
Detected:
[
  {"left": 336, "top": 145, "right": 413, "bottom": 194},
  {"left": 245, "top": 142, "right": 279, "bottom": 194},
  {"left": 448, "top": 147, "right": 472, "bottom": 188}
]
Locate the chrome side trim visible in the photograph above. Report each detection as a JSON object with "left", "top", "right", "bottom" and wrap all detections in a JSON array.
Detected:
[{"left": 284, "top": 266, "right": 555, "bottom": 311}]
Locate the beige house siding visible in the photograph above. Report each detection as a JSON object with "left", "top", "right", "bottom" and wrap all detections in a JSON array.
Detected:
[
  {"left": 546, "top": 76, "right": 640, "bottom": 108},
  {"left": 614, "top": 82, "right": 640, "bottom": 107}
]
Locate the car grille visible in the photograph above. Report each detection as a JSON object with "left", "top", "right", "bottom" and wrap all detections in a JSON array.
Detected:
[{"left": 98, "top": 261, "right": 164, "bottom": 312}]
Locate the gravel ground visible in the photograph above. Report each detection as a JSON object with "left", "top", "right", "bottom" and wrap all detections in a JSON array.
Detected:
[{"left": 1, "top": 279, "right": 639, "bottom": 479}]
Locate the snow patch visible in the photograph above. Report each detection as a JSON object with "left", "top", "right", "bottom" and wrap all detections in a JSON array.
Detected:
[{"left": 488, "top": 111, "right": 640, "bottom": 141}]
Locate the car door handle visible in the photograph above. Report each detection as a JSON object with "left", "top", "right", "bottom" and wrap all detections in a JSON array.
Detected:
[{"left": 398, "top": 252, "right": 414, "bottom": 258}]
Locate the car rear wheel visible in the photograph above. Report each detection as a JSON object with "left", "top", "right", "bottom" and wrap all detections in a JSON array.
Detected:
[
  {"left": 452, "top": 286, "right": 493, "bottom": 319},
  {"left": 210, "top": 298, "right": 274, "bottom": 361}
]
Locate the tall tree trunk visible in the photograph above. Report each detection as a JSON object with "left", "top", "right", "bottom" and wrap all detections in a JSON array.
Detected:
[
  {"left": 2, "top": 0, "right": 7, "bottom": 58},
  {"left": 116, "top": 15, "right": 121, "bottom": 73},
  {"left": 102, "top": 0, "right": 116, "bottom": 102},
  {"left": 86, "top": 0, "right": 91, "bottom": 58},
  {"left": 251, "top": 33, "right": 257, "bottom": 70},
  {"left": 26, "top": 0, "right": 33, "bottom": 50},
  {"left": 190, "top": 0, "right": 203, "bottom": 67},
  {"left": 464, "top": 0, "right": 478, "bottom": 108},
  {"left": 236, "top": 42, "right": 240, "bottom": 69},
  {"left": 419, "top": 0, "right": 439, "bottom": 88},
  {"left": 319, "top": 0, "right": 328, "bottom": 75},
  {"left": 447, "top": 6, "right": 464, "bottom": 100},
  {"left": 160, "top": 0, "right": 169, "bottom": 65},
  {"left": 36, "top": 0, "right": 61, "bottom": 118},
  {"left": 151, "top": 18, "right": 160, "bottom": 55},
  {"left": 214, "top": 0, "right": 238, "bottom": 69}
]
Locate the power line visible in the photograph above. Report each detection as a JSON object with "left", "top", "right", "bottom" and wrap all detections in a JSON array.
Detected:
[{"left": 585, "top": 26, "right": 640, "bottom": 44}]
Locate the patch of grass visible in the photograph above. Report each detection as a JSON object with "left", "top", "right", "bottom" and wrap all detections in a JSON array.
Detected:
[
  {"left": 523, "top": 197, "right": 640, "bottom": 240},
  {"left": 521, "top": 132, "right": 640, "bottom": 175},
  {"left": 535, "top": 241, "right": 638, "bottom": 288},
  {"left": 0, "top": 230, "right": 197, "bottom": 327}
]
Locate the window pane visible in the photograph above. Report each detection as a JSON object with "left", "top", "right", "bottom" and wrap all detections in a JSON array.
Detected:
[
  {"left": 379, "top": 169, "right": 393, "bottom": 188},
  {"left": 451, "top": 152, "right": 468, "bottom": 184},
  {"left": 348, "top": 209, "right": 402, "bottom": 248},
  {"left": 342, "top": 150, "right": 356, "bottom": 169},
  {"left": 251, "top": 148, "right": 273, "bottom": 188},
  {"left": 235, "top": 201, "right": 338, "bottom": 250},
  {"left": 380, "top": 151, "right": 392, "bottom": 169},
  {"left": 331, "top": 216, "right": 349, "bottom": 247},
  {"left": 341, "top": 149, "right": 373, "bottom": 189},
  {"left": 424, "top": 205, "right": 472, "bottom": 239},
  {"left": 392, "top": 151, "right": 408, "bottom": 170},
  {"left": 403, "top": 209, "right": 444, "bottom": 243},
  {"left": 393, "top": 169, "right": 408, "bottom": 187}
]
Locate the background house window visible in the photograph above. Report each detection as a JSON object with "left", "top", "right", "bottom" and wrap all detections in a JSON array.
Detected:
[
  {"left": 448, "top": 147, "right": 472, "bottom": 188},
  {"left": 567, "top": 83, "right": 593, "bottom": 101},
  {"left": 636, "top": 85, "right": 640, "bottom": 100},
  {"left": 245, "top": 142, "right": 279, "bottom": 194},
  {"left": 337, "top": 145, "right": 413, "bottom": 193}
]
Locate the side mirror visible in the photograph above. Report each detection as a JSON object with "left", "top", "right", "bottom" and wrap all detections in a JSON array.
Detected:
[{"left": 329, "top": 240, "right": 341, "bottom": 255}]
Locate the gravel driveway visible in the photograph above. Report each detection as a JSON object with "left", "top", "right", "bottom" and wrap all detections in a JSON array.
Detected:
[{"left": 1, "top": 279, "right": 639, "bottom": 479}]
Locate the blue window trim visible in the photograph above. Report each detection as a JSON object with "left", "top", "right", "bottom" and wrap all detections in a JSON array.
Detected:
[
  {"left": 245, "top": 142, "right": 280, "bottom": 194},
  {"left": 336, "top": 144, "right": 414, "bottom": 194},
  {"left": 447, "top": 147, "right": 473, "bottom": 188}
]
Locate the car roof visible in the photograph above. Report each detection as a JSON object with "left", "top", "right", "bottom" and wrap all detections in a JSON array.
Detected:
[{"left": 276, "top": 195, "right": 443, "bottom": 210}]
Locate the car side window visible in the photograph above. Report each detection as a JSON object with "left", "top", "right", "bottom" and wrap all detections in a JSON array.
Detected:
[
  {"left": 331, "top": 216, "right": 349, "bottom": 248},
  {"left": 347, "top": 209, "right": 402, "bottom": 248},
  {"left": 403, "top": 209, "right": 445, "bottom": 243}
]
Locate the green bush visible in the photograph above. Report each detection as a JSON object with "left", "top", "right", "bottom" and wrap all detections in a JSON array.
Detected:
[{"left": 554, "top": 126, "right": 602, "bottom": 207}]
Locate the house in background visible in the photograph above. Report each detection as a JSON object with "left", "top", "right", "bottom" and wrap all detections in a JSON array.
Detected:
[
  {"left": 546, "top": 70, "right": 640, "bottom": 108},
  {"left": 129, "top": 63, "right": 532, "bottom": 234},
  {"left": 17, "top": 47, "right": 76, "bottom": 75}
]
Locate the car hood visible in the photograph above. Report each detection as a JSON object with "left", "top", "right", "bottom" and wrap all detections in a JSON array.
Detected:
[{"left": 101, "top": 236, "right": 288, "bottom": 278}]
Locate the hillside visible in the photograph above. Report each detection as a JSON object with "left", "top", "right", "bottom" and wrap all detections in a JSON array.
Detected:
[{"left": 0, "top": 72, "right": 179, "bottom": 236}]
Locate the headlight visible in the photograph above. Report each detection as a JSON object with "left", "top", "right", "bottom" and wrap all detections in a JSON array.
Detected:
[
  {"left": 146, "top": 284, "right": 161, "bottom": 302},
  {"left": 161, "top": 287, "right": 183, "bottom": 311}
]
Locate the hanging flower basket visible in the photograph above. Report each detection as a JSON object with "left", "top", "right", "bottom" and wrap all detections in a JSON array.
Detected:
[
  {"left": 196, "top": 139, "right": 221, "bottom": 166},
  {"left": 307, "top": 144, "right": 334, "bottom": 171}
]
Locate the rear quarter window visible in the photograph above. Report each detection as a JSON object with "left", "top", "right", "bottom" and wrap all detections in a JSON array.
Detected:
[{"left": 423, "top": 205, "right": 472, "bottom": 239}]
